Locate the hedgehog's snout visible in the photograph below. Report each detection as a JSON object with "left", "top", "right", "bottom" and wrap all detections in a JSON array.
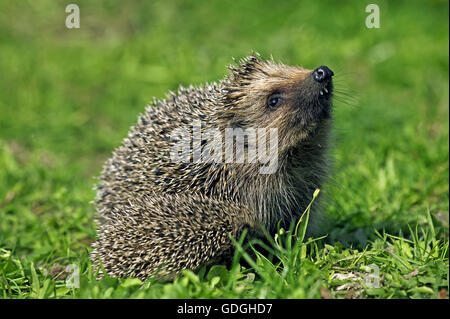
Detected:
[
  {"left": 313, "top": 66, "right": 334, "bottom": 83},
  {"left": 310, "top": 66, "right": 334, "bottom": 98}
]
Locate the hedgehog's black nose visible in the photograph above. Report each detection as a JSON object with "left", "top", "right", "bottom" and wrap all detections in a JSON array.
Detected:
[{"left": 313, "top": 66, "right": 334, "bottom": 82}]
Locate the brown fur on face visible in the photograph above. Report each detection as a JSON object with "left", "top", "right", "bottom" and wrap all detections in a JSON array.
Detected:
[{"left": 221, "top": 55, "right": 333, "bottom": 158}]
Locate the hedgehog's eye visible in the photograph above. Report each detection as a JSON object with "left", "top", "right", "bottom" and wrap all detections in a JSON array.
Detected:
[{"left": 267, "top": 94, "right": 281, "bottom": 109}]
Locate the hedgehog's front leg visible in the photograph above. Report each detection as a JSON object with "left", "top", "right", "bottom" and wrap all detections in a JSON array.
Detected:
[{"left": 91, "top": 193, "right": 259, "bottom": 280}]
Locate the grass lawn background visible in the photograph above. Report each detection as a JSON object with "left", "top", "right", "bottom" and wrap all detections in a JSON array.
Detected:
[{"left": 0, "top": 0, "right": 448, "bottom": 298}]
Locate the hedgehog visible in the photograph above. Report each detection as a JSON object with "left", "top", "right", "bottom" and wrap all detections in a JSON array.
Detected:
[{"left": 91, "top": 54, "right": 335, "bottom": 280}]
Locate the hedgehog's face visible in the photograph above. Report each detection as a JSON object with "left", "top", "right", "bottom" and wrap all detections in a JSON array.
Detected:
[{"left": 224, "top": 56, "right": 334, "bottom": 153}]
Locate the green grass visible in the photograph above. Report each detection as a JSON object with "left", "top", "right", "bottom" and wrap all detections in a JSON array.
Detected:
[{"left": 0, "top": 0, "right": 448, "bottom": 299}]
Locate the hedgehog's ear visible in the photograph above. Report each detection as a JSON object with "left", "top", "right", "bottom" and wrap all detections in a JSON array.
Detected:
[{"left": 228, "top": 52, "right": 265, "bottom": 82}]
